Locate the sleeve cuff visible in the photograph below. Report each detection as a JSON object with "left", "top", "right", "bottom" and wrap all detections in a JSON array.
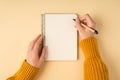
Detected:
[
  {"left": 80, "top": 37, "right": 100, "bottom": 59},
  {"left": 13, "top": 60, "right": 39, "bottom": 80}
]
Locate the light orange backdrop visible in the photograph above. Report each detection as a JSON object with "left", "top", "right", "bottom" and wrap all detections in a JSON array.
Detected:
[{"left": 0, "top": 0, "right": 120, "bottom": 80}]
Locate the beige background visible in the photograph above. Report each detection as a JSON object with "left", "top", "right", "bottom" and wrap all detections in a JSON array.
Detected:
[{"left": 0, "top": 0, "right": 120, "bottom": 80}]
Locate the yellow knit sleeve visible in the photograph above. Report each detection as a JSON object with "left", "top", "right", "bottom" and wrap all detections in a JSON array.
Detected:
[
  {"left": 7, "top": 60, "right": 39, "bottom": 80},
  {"left": 80, "top": 37, "right": 109, "bottom": 80}
]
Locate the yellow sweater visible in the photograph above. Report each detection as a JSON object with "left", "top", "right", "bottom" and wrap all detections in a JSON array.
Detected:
[{"left": 7, "top": 37, "right": 109, "bottom": 80}]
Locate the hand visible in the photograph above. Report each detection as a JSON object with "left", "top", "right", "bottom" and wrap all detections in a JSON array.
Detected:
[
  {"left": 26, "top": 34, "right": 47, "bottom": 68},
  {"left": 75, "top": 14, "right": 96, "bottom": 40}
]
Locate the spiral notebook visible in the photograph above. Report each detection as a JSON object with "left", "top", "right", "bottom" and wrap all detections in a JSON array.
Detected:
[{"left": 42, "top": 14, "right": 77, "bottom": 61}]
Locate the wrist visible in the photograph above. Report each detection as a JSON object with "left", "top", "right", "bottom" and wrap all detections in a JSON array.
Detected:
[{"left": 78, "top": 32, "right": 94, "bottom": 40}]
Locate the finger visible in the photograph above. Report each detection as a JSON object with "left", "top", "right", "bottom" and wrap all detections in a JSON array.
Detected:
[
  {"left": 33, "top": 34, "right": 41, "bottom": 44},
  {"left": 80, "top": 14, "right": 90, "bottom": 20},
  {"left": 28, "top": 34, "right": 41, "bottom": 50},
  {"left": 80, "top": 14, "right": 96, "bottom": 28},
  {"left": 86, "top": 14, "right": 94, "bottom": 21},
  {"left": 80, "top": 14, "right": 88, "bottom": 24},
  {"left": 38, "top": 46, "right": 47, "bottom": 64},
  {"left": 33, "top": 35, "right": 43, "bottom": 51},
  {"left": 80, "top": 14, "right": 93, "bottom": 23},
  {"left": 85, "top": 14, "right": 96, "bottom": 28},
  {"left": 75, "top": 17, "right": 84, "bottom": 31}
]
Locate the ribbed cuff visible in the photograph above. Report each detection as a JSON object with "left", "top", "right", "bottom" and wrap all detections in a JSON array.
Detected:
[
  {"left": 14, "top": 60, "right": 39, "bottom": 80},
  {"left": 80, "top": 37, "right": 100, "bottom": 59}
]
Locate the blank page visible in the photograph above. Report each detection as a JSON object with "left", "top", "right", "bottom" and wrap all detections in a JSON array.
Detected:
[{"left": 42, "top": 14, "right": 77, "bottom": 61}]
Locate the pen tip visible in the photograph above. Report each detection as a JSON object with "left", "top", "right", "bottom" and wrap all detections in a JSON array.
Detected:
[{"left": 73, "top": 19, "right": 76, "bottom": 21}]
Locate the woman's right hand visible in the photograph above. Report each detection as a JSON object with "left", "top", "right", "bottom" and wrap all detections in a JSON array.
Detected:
[{"left": 75, "top": 14, "right": 96, "bottom": 40}]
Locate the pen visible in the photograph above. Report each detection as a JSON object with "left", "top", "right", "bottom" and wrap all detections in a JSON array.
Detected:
[{"left": 73, "top": 19, "right": 98, "bottom": 34}]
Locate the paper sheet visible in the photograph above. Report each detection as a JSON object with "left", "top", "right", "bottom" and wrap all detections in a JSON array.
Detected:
[{"left": 42, "top": 14, "right": 77, "bottom": 60}]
